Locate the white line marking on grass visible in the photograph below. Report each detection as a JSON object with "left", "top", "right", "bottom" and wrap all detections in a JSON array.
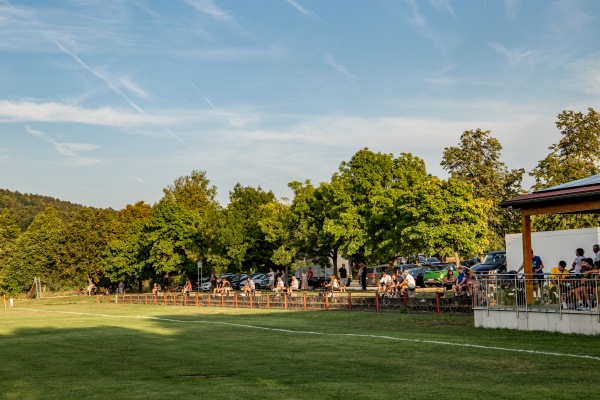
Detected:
[{"left": 17, "top": 308, "right": 600, "bottom": 362}]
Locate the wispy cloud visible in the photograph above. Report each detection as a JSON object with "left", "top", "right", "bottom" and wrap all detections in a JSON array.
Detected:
[
  {"left": 488, "top": 43, "right": 539, "bottom": 66},
  {"left": 504, "top": 0, "right": 520, "bottom": 20},
  {"left": 323, "top": 52, "right": 355, "bottom": 81},
  {"left": 25, "top": 125, "right": 100, "bottom": 165},
  {"left": 184, "top": 0, "right": 234, "bottom": 23},
  {"left": 429, "top": 0, "right": 458, "bottom": 22},
  {"left": 286, "top": 0, "right": 323, "bottom": 21},
  {"left": 566, "top": 55, "right": 600, "bottom": 96},
  {"left": 178, "top": 46, "right": 285, "bottom": 61}
]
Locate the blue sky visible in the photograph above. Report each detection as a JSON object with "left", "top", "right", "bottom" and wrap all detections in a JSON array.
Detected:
[{"left": 1, "top": 0, "right": 599, "bottom": 209}]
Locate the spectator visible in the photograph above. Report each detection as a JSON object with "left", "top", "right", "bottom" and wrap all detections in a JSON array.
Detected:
[
  {"left": 182, "top": 279, "right": 192, "bottom": 296},
  {"left": 517, "top": 250, "right": 545, "bottom": 288},
  {"left": 442, "top": 270, "right": 456, "bottom": 292},
  {"left": 572, "top": 258, "right": 595, "bottom": 310},
  {"left": 593, "top": 244, "right": 600, "bottom": 265},
  {"left": 358, "top": 263, "right": 367, "bottom": 292},
  {"left": 243, "top": 276, "right": 255, "bottom": 296},
  {"left": 308, "top": 267, "right": 314, "bottom": 289},
  {"left": 569, "top": 248, "right": 585, "bottom": 275},
  {"left": 378, "top": 272, "right": 392, "bottom": 294},
  {"left": 289, "top": 276, "right": 299, "bottom": 292},
  {"left": 152, "top": 282, "right": 161, "bottom": 296},
  {"left": 550, "top": 261, "right": 570, "bottom": 308},
  {"left": 301, "top": 270, "right": 308, "bottom": 290},
  {"left": 213, "top": 279, "right": 223, "bottom": 294},
  {"left": 324, "top": 274, "right": 340, "bottom": 296},
  {"left": 117, "top": 281, "right": 125, "bottom": 294},
  {"left": 339, "top": 264, "right": 348, "bottom": 292},
  {"left": 9, "top": 296, "right": 14, "bottom": 308},
  {"left": 221, "top": 278, "right": 232, "bottom": 294},
  {"left": 268, "top": 268, "right": 275, "bottom": 289},
  {"left": 399, "top": 270, "right": 416, "bottom": 294},
  {"left": 453, "top": 267, "right": 467, "bottom": 296},
  {"left": 273, "top": 277, "right": 285, "bottom": 294},
  {"left": 210, "top": 273, "right": 217, "bottom": 289}
]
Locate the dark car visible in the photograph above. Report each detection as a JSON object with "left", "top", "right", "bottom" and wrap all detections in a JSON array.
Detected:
[
  {"left": 470, "top": 251, "right": 507, "bottom": 274},
  {"left": 407, "top": 266, "right": 432, "bottom": 288},
  {"left": 366, "top": 265, "right": 391, "bottom": 286}
]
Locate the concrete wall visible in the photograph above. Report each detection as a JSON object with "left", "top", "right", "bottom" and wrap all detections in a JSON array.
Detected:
[{"left": 474, "top": 309, "right": 600, "bottom": 335}]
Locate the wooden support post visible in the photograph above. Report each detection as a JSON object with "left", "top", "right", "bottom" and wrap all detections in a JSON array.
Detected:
[
  {"left": 129, "top": 294, "right": 132, "bottom": 304},
  {"left": 163, "top": 294, "right": 166, "bottom": 306},
  {"left": 436, "top": 292, "right": 441, "bottom": 315},
  {"left": 207, "top": 293, "right": 211, "bottom": 307},
  {"left": 145, "top": 294, "right": 148, "bottom": 304},
  {"left": 325, "top": 293, "right": 329, "bottom": 311},
  {"left": 284, "top": 293, "right": 288, "bottom": 310},
  {"left": 249, "top": 293, "right": 253, "bottom": 308},
  {"left": 266, "top": 293, "right": 270, "bottom": 309},
  {"left": 521, "top": 214, "right": 534, "bottom": 305},
  {"left": 221, "top": 293, "right": 225, "bottom": 308},
  {"left": 137, "top": 294, "right": 140, "bottom": 304},
  {"left": 235, "top": 293, "right": 238, "bottom": 308},
  {"left": 376, "top": 293, "right": 380, "bottom": 313},
  {"left": 195, "top": 292, "right": 199, "bottom": 306}
]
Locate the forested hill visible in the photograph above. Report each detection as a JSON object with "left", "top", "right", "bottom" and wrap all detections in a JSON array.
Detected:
[{"left": 0, "top": 189, "right": 90, "bottom": 231}]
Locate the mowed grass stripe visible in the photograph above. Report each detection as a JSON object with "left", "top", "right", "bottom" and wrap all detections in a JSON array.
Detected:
[
  {"left": 15, "top": 306, "right": 600, "bottom": 362},
  {"left": 1, "top": 298, "right": 599, "bottom": 400}
]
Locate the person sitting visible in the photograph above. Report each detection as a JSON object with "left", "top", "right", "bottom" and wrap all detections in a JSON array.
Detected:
[
  {"left": 572, "top": 258, "right": 598, "bottom": 310},
  {"left": 399, "top": 270, "right": 416, "bottom": 294},
  {"left": 182, "top": 279, "right": 192, "bottom": 296},
  {"left": 378, "top": 272, "right": 393, "bottom": 294},
  {"left": 550, "top": 261, "right": 570, "bottom": 307},
  {"left": 453, "top": 267, "right": 467, "bottom": 296},
  {"left": 221, "top": 278, "right": 232, "bottom": 294},
  {"left": 289, "top": 276, "right": 299, "bottom": 292},
  {"left": 324, "top": 274, "right": 340, "bottom": 296},
  {"left": 213, "top": 279, "right": 223, "bottom": 294},
  {"left": 243, "top": 276, "right": 255, "bottom": 296},
  {"left": 273, "top": 277, "right": 285, "bottom": 295},
  {"left": 442, "top": 270, "right": 456, "bottom": 292}
]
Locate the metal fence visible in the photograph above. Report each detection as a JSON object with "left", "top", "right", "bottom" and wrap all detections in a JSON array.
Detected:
[
  {"left": 100, "top": 290, "right": 473, "bottom": 314},
  {"left": 471, "top": 273, "right": 600, "bottom": 315}
]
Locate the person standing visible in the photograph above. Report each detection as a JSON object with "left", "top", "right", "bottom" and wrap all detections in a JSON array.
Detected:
[
  {"left": 301, "top": 270, "right": 308, "bottom": 290},
  {"left": 358, "top": 263, "right": 367, "bottom": 292},
  {"left": 268, "top": 268, "right": 275, "bottom": 289},
  {"left": 307, "top": 267, "right": 314, "bottom": 290},
  {"left": 339, "top": 264, "right": 348, "bottom": 292},
  {"left": 569, "top": 248, "right": 585, "bottom": 276},
  {"left": 593, "top": 244, "right": 600, "bottom": 266},
  {"left": 118, "top": 281, "right": 125, "bottom": 294}
]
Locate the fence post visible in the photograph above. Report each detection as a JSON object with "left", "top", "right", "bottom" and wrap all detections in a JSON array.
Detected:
[
  {"left": 250, "top": 293, "right": 253, "bottom": 308},
  {"left": 129, "top": 294, "right": 132, "bottom": 304},
  {"left": 284, "top": 293, "right": 288, "bottom": 310},
  {"left": 325, "top": 293, "right": 329, "bottom": 311},
  {"left": 137, "top": 294, "right": 140, "bottom": 304},
  {"left": 163, "top": 294, "right": 166, "bottom": 306},
  {"left": 266, "top": 293, "right": 270, "bottom": 309},
  {"left": 376, "top": 293, "right": 380, "bottom": 313},
  {"left": 403, "top": 290, "right": 407, "bottom": 305},
  {"left": 173, "top": 294, "right": 177, "bottom": 306},
  {"left": 145, "top": 294, "right": 148, "bottom": 305},
  {"left": 436, "top": 292, "right": 441, "bottom": 315},
  {"left": 235, "top": 293, "right": 238, "bottom": 308},
  {"left": 221, "top": 293, "right": 225, "bottom": 308},
  {"left": 348, "top": 292, "right": 352, "bottom": 311},
  {"left": 303, "top": 292, "right": 307, "bottom": 311},
  {"left": 207, "top": 293, "right": 211, "bottom": 307},
  {"left": 195, "top": 292, "right": 199, "bottom": 306}
]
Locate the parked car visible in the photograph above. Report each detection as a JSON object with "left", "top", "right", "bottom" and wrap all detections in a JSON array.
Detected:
[
  {"left": 230, "top": 274, "right": 249, "bottom": 290},
  {"left": 407, "top": 266, "right": 433, "bottom": 288},
  {"left": 461, "top": 257, "right": 480, "bottom": 267},
  {"left": 470, "top": 251, "right": 507, "bottom": 275},
  {"left": 366, "top": 265, "right": 391, "bottom": 286},
  {"left": 423, "top": 264, "right": 458, "bottom": 287},
  {"left": 239, "top": 274, "right": 271, "bottom": 290}
]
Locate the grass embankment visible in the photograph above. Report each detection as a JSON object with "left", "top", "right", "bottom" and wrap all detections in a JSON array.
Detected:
[{"left": 1, "top": 296, "right": 598, "bottom": 399}]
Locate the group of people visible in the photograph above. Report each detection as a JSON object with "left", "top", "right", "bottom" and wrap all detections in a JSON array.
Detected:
[
  {"left": 376, "top": 269, "right": 417, "bottom": 296},
  {"left": 548, "top": 245, "right": 600, "bottom": 311}
]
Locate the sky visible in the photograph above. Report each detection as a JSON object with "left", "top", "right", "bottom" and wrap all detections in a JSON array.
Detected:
[{"left": 1, "top": 0, "right": 599, "bottom": 209}]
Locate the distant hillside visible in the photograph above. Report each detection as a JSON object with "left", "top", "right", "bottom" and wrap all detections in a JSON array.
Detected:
[{"left": 0, "top": 189, "right": 90, "bottom": 231}]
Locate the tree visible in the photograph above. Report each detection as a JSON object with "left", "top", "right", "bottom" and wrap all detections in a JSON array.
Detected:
[
  {"left": 399, "top": 178, "right": 490, "bottom": 264},
  {"left": 441, "top": 128, "right": 524, "bottom": 250},
  {"left": 162, "top": 170, "right": 219, "bottom": 217},
  {"left": 0, "top": 207, "right": 63, "bottom": 293},
  {"left": 58, "top": 207, "right": 115, "bottom": 287},
  {"left": 324, "top": 148, "right": 428, "bottom": 265},
  {"left": 217, "top": 184, "right": 278, "bottom": 273},
  {"left": 529, "top": 108, "right": 600, "bottom": 231},
  {"left": 0, "top": 209, "right": 20, "bottom": 261},
  {"left": 103, "top": 202, "right": 153, "bottom": 290}
]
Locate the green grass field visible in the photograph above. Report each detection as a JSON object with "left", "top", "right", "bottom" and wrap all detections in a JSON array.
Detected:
[{"left": 1, "top": 296, "right": 599, "bottom": 399}]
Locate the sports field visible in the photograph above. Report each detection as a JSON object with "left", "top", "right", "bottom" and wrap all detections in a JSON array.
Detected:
[{"left": 1, "top": 296, "right": 599, "bottom": 399}]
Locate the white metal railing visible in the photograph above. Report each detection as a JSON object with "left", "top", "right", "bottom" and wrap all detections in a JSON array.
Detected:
[{"left": 471, "top": 273, "right": 599, "bottom": 315}]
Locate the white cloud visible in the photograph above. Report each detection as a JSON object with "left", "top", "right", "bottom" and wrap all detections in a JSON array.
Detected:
[
  {"left": 566, "top": 55, "right": 600, "bottom": 96},
  {"left": 323, "top": 52, "right": 355, "bottom": 81},
  {"left": 25, "top": 125, "right": 100, "bottom": 165},
  {"left": 488, "top": 43, "right": 539, "bottom": 66},
  {"left": 185, "top": 0, "right": 233, "bottom": 23},
  {"left": 286, "top": 0, "right": 323, "bottom": 21}
]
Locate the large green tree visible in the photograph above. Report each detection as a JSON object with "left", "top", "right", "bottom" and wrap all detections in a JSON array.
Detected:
[
  {"left": 529, "top": 108, "right": 600, "bottom": 231},
  {"left": 1, "top": 207, "right": 63, "bottom": 293},
  {"left": 399, "top": 178, "right": 490, "bottom": 264},
  {"left": 58, "top": 207, "right": 115, "bottom": 287},
  {"left": 441, "top": 128, "right": 524, "bottom": 249}
]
